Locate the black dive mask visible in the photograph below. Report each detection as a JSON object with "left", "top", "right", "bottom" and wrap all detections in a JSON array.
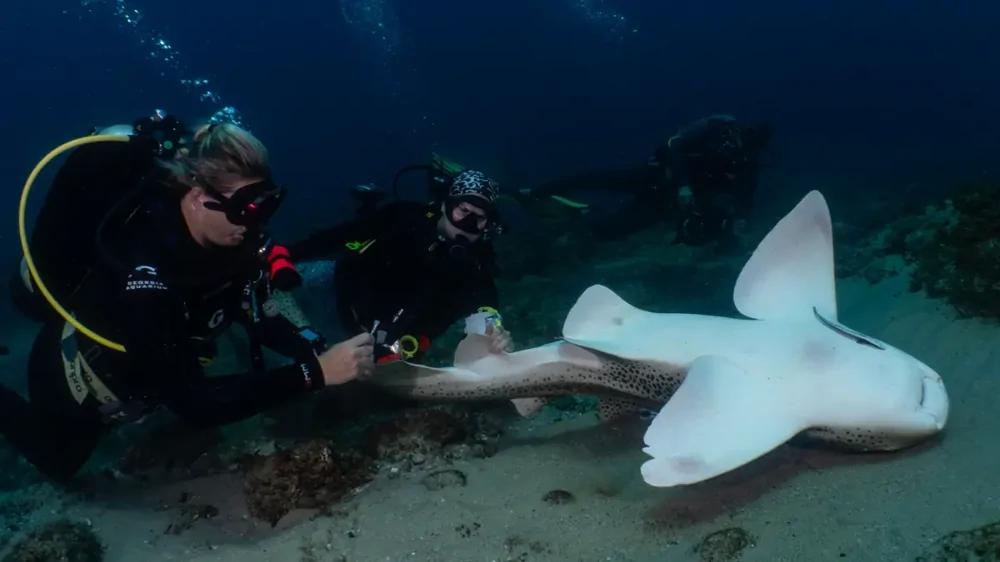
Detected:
[
  {"left": 445, "top": 196, "right": 497, "bottom": 235},
  {"left": 202, "top": 179, "right": 287, "bottom": 228}
]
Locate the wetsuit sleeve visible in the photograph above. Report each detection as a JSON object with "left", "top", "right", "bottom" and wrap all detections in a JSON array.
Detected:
[
  {"left": 422, "top": 272, "right": 501, "bottom": 340},
  {"left": 529, "top": 168, "right": 651, "bottom": 200},
  {"left": 119, "top": 268, "right": 324, "bottom": 428},
  {"left": 252, "top": 309, "right": 313, "bottom": 358}
]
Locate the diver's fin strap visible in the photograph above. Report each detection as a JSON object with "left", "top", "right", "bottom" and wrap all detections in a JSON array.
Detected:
[
  {"left": 549, "top": 195, "right": 589, "bottom": 210},
  {"left": 78, "top": 352, "right": 120, "bottom": 405},
  {"left": 431, "top": 152, "right": 466, "bottom": 176},
  {"left": 345, "top": 239, "right": 376, "bottom": 253},
  {"left": 60, "top": 322, "right": 121, "bottom": 406}
]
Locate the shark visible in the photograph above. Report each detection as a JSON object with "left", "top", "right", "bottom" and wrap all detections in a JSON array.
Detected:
[{"left": 373, "top": 190, "right": 949, "bottom": 487}]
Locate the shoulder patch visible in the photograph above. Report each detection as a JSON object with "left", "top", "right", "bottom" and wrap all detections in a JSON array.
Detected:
[{"left": 126, "top": 264, "right": 168, "bottom": 292}]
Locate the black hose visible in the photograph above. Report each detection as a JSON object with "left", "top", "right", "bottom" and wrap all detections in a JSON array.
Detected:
[{"left": 392, "top": 164, "right": 436, "bottom": 201}]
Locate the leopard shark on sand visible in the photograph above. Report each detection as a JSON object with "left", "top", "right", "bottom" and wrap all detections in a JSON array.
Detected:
[{"left": 373, "top": 190, "right": 950, "bottom": 487}]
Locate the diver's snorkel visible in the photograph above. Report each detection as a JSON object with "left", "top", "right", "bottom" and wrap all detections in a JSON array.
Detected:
[{"left": 392, "top": 164, "right": 450, "bottom": 202}]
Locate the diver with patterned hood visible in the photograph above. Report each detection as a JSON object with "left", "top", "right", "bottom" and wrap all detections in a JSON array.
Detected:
[
  {"left": 519, "top": 114, "right": 771, "bottom": 246},
  {"left": 288, "top": 169, "right": 514, "bottom": 363}
]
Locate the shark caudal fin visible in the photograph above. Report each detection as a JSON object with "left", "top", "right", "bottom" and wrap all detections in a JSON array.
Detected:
[
  {"left": 640, "top": 355, "right": 806, "bottom": 487},
  {"left": 733, "top": 190, "right": 837, "bottom": 322}
]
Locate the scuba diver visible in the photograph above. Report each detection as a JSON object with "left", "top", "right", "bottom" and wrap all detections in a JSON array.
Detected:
[
  {"left": 288, "top": 168, "right": 513, "bottom": 363},
  {"left": 2, "top": 114, "right": 374, "bottom": 482},
  {"left": 519, "top": 114, "right": 771, "bottom": 246}
]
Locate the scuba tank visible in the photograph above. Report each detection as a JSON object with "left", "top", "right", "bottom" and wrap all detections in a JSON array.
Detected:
[{"left": 391, "top": 152, "right": 465, "bottom": 203}]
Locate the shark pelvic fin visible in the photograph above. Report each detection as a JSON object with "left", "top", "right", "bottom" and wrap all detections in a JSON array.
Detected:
[
  {"left": 733, "top": 190, "right": 838, "bottom": 322},
  {"left": 598, "top": 396, "right": 650, "bottom": 421},
  {"left": 640, "top": 355, "right": 805, "bottom": 487},
  {"left": 512, "top": 397, "right": 548, "bottom": 417}
]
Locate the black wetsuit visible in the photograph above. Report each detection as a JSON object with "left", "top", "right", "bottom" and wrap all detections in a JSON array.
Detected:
[
  {"left": 525, "top": 120, "right": 767, "bottom": 244},
  {"left": 0, "top": 151, "right": 324, "bottom": 482},
  {"left": 288, "top": 201, "right": 499, "bottom": 353},
  {"left": 526, "top": 153, "right": 675, "bottom": 239}
]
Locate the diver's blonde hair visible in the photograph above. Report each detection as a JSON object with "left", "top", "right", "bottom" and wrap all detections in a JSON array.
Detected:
[{"left": 161, "top": 122, "right": 270, "bottom": 192}]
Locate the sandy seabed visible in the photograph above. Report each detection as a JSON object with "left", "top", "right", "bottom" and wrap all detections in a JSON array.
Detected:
[{"left": 1, "top": 272, "right": 998, "bottom": 562}]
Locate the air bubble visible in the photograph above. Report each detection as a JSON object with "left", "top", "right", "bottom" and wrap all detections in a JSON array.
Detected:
[{"left": 78, "top": 0, "right": 244, "bottom": 125}]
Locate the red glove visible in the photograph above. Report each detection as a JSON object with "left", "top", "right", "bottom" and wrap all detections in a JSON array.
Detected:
[{"left": 268, "top": 244, "right": 302, "bottom": 290}]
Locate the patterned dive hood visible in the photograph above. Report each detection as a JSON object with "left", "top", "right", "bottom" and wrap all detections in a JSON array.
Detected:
[{"left": 447, "top": 170, "right": 499, "bottom": 205}]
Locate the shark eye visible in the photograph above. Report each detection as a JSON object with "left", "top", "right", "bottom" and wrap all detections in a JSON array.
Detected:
[{"left": 813, "top": 308, "right": 886, "bottom": 350}]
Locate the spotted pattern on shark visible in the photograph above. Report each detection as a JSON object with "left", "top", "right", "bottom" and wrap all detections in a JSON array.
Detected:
[{"left": 377, "top": 344, "right": 684, "bottom": 413}]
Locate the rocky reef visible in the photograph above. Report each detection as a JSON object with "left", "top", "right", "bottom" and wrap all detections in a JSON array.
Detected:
[
  {"left": 916, "top": 520, "right": 1000, "bottom": 561},
  {"left": 693, "top": 527, "right": 755, "bottom": 562},
  {"left": 830, "top": 182, "right": 1000, "bottom": 320},
  {"left": 2, "top": 519, "right": 104, "bottom": 562},
  {"left": 0, "top": 444, "right": 41, "bottom": 493},
  {"left": 366, "top": 406, "right": 501, "bottom": 470},
  {"left": 0, "top": 496, "right": 42, "bottom": 553},
  {"left": 906, "top": 184, "right": 1000, "bottom": 318},
  {"left": 243, "top": 439, "right": 374, "bottom": 526},
  {"left": 241, "top": 405, "right": 503, "bottom": 527}
]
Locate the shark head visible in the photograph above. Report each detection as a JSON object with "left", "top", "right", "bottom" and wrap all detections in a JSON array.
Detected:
[
  {"left": 795, "top": 310, "right": 948, "bottom": 450},
  {"left": 731, "top": 191, "right": 947, "bottom": 441}
]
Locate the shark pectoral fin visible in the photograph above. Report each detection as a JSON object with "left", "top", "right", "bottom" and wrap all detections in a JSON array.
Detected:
[
  {"left": 599, "top": 397, "right": 649, "bottom": 422},
  {"left": 640, "top": 356, "right": 805, "bottom": 487},
  {"left": 733, "top": 190, "right": 838, "bottom": 322},
  {"left": 512, "top": 397, "right": 548, "bottom": 417}
]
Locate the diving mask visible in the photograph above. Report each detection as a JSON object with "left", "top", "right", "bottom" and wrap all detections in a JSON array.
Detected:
[
  {"left": 201, "top": 179, "right": 287, "bottom": 228},
  {"left": 445, "top": 196, "right": 497, "bottom": 235}
]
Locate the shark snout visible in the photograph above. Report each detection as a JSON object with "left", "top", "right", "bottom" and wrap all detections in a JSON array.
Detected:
[{"left": 917, "top": 363, "right": 949, "bottom": 430}]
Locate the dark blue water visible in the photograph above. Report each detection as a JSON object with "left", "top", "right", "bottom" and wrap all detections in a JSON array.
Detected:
[
  {"left": 2, "top": 0, "right": 999, "bottom": 258},
  {"left": 3, "top": 4, "right": 1000, "bottom": 558}
]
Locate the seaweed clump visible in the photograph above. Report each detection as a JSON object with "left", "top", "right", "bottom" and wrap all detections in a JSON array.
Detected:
[
  {"left": 916, "top": 520, "right": 1000, "bottom": 561},
  {"left": 2, "top": 519, "right": 104, "bottom": 562},
  {"left": 909, "top": 183, "right": 1000, "bottom": 318},
  {"left": 693, "top": 527, "right": 755, "bottom": 562},
  {"left": 367, "top": 408, "right": 467, "bottom": 464},
  {"left": 366, "top": 406, "right": 502, "bottom": 469},
  {"left": 243, "top": 440, "right": 374, "bottom": 526}
]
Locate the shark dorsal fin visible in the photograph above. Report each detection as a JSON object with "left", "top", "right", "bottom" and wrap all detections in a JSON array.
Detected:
[
  {"left": 562, "top": 284, "right": 640, "bottom": 344},
  {"left": 733, "top": 190, "right": 837, "bottom": 322}
]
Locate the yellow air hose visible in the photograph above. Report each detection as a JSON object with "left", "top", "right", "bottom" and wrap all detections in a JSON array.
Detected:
[{"left": 18, "top": 134, "right": 132, "bottom": 352}]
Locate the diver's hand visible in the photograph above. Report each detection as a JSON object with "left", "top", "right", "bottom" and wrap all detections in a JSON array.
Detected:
[
  {"left": 318, "top": 332, "right": 374, "bottom": 385},
  {"left": 486, "top": 324, "right": 514, "bottom": 354}
]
